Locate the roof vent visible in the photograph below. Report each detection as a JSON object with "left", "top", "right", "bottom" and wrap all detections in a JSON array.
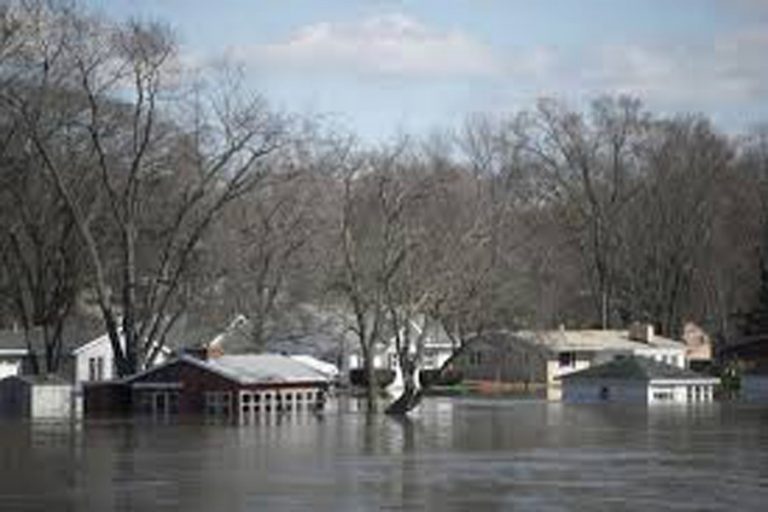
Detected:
[{"left": 629, "top": 322, "right": 654, "bottom": 343}]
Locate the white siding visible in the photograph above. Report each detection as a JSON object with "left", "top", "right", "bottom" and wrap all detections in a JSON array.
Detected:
[
  {"left": 75, "top": 335, "right": 116, "bottom": 384},
  {"left": 31, "top": 385, "right": 72, "bottom": 418}
]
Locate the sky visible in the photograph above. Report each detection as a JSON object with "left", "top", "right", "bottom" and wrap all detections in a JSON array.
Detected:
[{"left": 91, "top": 0, "right": 768, "bottom": 141}]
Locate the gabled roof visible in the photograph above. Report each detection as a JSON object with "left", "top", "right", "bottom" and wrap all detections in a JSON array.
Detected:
[{"left": 561, "top": 357, "right": 714, "bottom": 382}]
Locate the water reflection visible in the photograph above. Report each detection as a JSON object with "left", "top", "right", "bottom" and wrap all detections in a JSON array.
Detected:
[{"left": 1, "top": 399, "right": 768, "bottom": 511}]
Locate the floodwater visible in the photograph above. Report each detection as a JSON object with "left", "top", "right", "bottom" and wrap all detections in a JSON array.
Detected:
[{"left": 1, "top": 398, "right": 768, "bottom": 511}]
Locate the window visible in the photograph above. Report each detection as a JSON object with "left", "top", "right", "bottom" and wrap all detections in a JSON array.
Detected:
[
  {"left": 88, "top": 357, "right": 105, "bottom": 381},
  {"left": 558, "top": 352, "right": 575, "bottom": 368},
  {"left": 137, "top": 391, "right": 179, "bottom": 416},
  {"left": 204, "top": 391, "right": 232, "bottom": 417},
  {"left": 653, "top": 386, "right": 675, "bottom": 402}
]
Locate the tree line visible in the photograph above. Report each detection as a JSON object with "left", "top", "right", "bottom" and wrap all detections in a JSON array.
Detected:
[{"left": 1, "top": 1, "right": 767, "bottom": 412}]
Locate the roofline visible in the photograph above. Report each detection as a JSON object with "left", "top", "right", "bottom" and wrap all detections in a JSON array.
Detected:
[
  {"left": 122, "top": 354, "right": 240, "bottom": 385},
  {"left": 650, "top": 378, "right": 720, "bottom": 385},
  {"left": 0, "top": 349, "right": 29, "bottom": 356}
]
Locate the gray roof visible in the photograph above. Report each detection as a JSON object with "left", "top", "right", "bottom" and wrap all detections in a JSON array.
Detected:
[
  {"left": 207, "top": 354, "right": 330, "bottom": 384},
  {"left": 561, "top": 357, "right": 714, "bottom": 382},
  {"left": 0, "top": 329, "right": 37, "bottom": 351}
]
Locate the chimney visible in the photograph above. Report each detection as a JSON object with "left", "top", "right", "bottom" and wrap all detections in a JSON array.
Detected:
[{"left": 629, "top": 322, "right": 654, "bottom": 343}]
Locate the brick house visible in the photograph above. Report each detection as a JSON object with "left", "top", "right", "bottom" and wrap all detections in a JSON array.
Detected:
[{"left": 84, "top": 354, "right": 330, "bottom": 420}]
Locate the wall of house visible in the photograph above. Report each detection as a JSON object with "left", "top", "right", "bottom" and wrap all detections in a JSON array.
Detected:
[
  {"left": 647, "top": 382, "right": 714, "bottom": 404},
  {"left": 562, "top": 380, "right": 648, "bottom": 403},
  {"left": 742, "top": 375, "right": 768, "bottom": 402},
  {"left": 458, "top": 341, "right": 548, "bottom": 385},
  {"left": 31, "top": 385, "right": 72, "bottom": 418},
  {"left": 75, "top": 336, "right": 116, "bottom": 384},
  {"left": 546, "top": 357, "right": 592, "bottom": 385}
]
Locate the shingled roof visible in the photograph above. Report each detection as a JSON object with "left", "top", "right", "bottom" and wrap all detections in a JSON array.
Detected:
[{"left": 560, "top": 357, "right": 715, "bottom": 381}]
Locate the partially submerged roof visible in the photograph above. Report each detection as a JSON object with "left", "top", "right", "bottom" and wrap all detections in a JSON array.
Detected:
[
  {"left": 289, "top": 355, "right": 339, "bottom": 378},
  {"left": 209, "top": 354, "right": 329, "bottom": 384},
  {"left": 561, "top": 357, "right": 716, "bottom": 382},
  {"left": 124, "top": 353, "right": 330, "bottom": 386},
  {"left": 513, "top": 329, "right": 684, "bottom": 353}
]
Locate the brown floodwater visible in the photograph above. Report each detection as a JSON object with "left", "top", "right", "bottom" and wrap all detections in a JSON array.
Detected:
[{"left": 1, "top": 397, "right": 768, "bottom": 511}]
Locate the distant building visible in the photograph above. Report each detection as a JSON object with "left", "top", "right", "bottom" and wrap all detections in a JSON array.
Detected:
[
  {"left": 0, "top": 374, "right": 73, "bottom": 418},
  {"left": 458, "top": 324, "right": 687, "bottom": 399},
  {"left": 346, "top": 318, "right": 455, "bottom": 375},
  {"left": 561, "top": 357, "right": 719, "bottom": 404},
  {"left": 682, "top": 322, "right": 713, "bottom": 370},
  {"left": 84, "top": 354, "right": 330, "bottom": 419}
]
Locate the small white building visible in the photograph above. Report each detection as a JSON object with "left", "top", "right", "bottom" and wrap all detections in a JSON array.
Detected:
[
  {"left": 72, "top": 333, "right": 172, "bottom": 386},
  {"left": 0, "top": 374, "right": 73, "bottom": 418},
  {"left": 561, "top": 357, "right": 719, "bottom": 404}
]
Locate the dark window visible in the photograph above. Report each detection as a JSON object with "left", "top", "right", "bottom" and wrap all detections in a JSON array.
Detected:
[{"left": 558, "top": 352, "right": 575, "bottom": 368}]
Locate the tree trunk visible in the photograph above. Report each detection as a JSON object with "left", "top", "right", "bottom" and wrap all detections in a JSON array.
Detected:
[
  {"left": 364, "top": 348, "right": 378, "bottom": 412},
  {"left": 385, "top": 365, "right": 422, "bottom": 415}
]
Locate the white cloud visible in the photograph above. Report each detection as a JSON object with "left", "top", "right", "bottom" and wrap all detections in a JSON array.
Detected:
[
  {"left": 585, "top": 24, "right": 768, "bottom": 106},
  {"left": 234, "top": 13, "right": 500, "bottom": 78}
]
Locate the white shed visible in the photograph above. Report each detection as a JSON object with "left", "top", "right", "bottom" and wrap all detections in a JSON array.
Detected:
[
  {"left": 561, "top": 357, "right": 719, "bottom": 404},
  {"left": 0, "top": 374, "right": 73, "bottom": 418}
]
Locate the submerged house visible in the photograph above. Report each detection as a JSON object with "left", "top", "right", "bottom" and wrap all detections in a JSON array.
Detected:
[
  {"left": 561, "top": 357, "right": 719, "bottom": 404},
  {"left": 84, "top": 353, "right": 330, "bottom": 419},
  {"left": 459, "top": 324, "right": 687, "bottom": 398}
]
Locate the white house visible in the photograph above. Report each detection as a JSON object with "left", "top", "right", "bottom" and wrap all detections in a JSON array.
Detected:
[
  {"left": 72, "top": 332, "right": 172, "bottom": 385},
  {"left": 561, "top": 356, "right": 719, "bottom": 404},
  {"left": 346, "top": 319, "right": 455, "bottom": 374}
]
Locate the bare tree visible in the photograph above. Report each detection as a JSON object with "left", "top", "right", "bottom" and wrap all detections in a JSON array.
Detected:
[{"left": 3, "top": 2, "right": 285, "bottom": 375}]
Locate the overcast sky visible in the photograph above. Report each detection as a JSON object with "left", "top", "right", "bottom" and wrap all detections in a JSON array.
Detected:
[{"left": 93, "top": 0, "right": 768, "bottom": 141}]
